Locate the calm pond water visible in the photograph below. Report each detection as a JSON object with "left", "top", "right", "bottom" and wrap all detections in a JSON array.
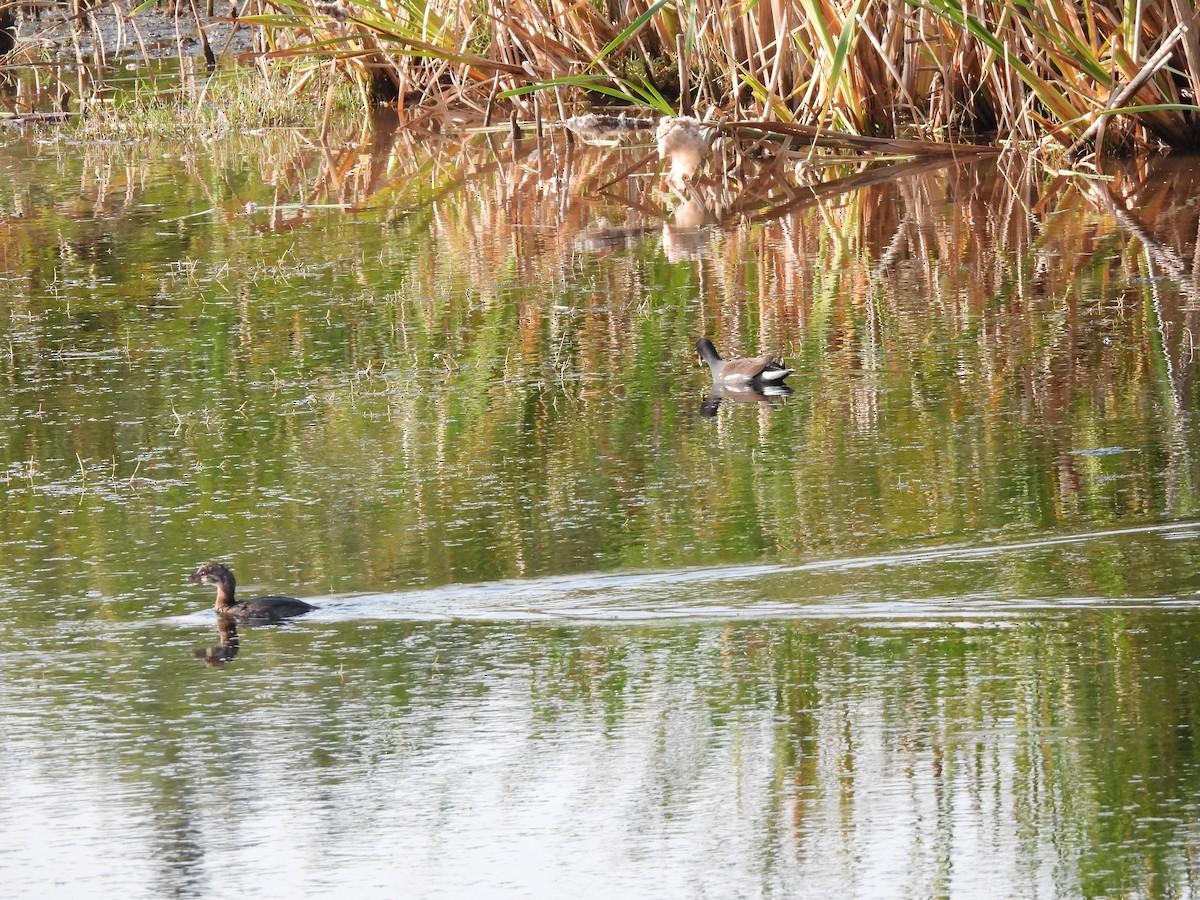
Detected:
[{"left": 5, "top": 109, "right": 1200, "bottom": 897}]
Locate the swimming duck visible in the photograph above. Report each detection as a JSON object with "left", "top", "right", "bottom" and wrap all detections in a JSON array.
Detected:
[{"left": 695, "top": 337, "right": 793, "bottom": 385}]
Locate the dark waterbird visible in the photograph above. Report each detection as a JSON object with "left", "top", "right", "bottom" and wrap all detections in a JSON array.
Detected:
[
  {"left": 188, "top": 561, "right": 315, "bottom": 624},
  {"left": 695, "top": 337, "right": 793, "bottom": 386}
]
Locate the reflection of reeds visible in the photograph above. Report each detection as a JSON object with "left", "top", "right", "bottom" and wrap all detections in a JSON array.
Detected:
[{"left": 4, "top": 126, "right": 1200, "bottom": 574}]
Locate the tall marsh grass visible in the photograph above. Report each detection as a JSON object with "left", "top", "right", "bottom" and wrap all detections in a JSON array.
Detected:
[{"left": 235, "top": 0, "right": 1200, "bottom": 155}]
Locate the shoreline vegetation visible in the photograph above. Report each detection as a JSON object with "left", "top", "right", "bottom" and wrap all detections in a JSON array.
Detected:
[{"left": 2, "top": 0, "right": 1200, "bottom": 164}]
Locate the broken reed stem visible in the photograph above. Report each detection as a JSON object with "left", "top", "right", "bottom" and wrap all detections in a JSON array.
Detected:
[
  {"left": 483, "top": 73, "right": 499, "bottom": 127},
  {"left": 1064, "top": 22, "right": 1188, "bottom": 158},
  {"left": 320, "top": 61, "right": 336, "bottom": 139},
  {"left": 676, "top": 31, "right": 692, "bottom": 117},
  {"left": 188, "top": 0, "right": 215, "bottom": 70}
]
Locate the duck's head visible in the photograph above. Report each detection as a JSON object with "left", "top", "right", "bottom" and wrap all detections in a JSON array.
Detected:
[{"left": 696, "top": 338, "right": 721, "bottom": 364}]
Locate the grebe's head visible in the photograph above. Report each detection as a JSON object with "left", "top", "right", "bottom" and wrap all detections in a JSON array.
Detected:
[{"left": 189, "top": 561, "right": 235, "bottom": 587}]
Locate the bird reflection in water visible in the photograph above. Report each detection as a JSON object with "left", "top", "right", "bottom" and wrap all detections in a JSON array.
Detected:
[
  {"left": 700, "top": 382, "right": 792, "bottom": 417},
  {"left": 193, "top": 616, "right": 240, "bottom": 667},
  {"left": 662, "top": 196, "right": 715, "bottom": 262}
]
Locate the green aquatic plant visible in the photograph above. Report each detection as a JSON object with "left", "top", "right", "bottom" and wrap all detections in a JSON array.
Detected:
[{"left": 68, "top": 62, "right": 353, "bottom": 139}]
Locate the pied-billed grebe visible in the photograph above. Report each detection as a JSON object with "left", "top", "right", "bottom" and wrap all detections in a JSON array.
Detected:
[
  {"left": 696, "top": 338, "right": 793, "bottom": 385},
  {"left": 188, "top": 561, "right": 315, "bottom": 624}
]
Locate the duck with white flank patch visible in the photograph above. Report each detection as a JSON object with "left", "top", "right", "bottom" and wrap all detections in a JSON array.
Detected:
[{"left": 695, "top": 338, "right": 793, "bottom": 386}]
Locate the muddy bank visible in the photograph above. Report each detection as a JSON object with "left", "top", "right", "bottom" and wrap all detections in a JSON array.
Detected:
[{"left": 11, "top": 1, "right": 256, "bottom": 61}]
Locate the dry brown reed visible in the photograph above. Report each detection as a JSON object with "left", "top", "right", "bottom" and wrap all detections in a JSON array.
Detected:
[
  {"left": 6, "top": 0, "right": 1198, "bottom": 159},
  {"left": 229, "top": 0, "right": 1200, "bottom": 156}
]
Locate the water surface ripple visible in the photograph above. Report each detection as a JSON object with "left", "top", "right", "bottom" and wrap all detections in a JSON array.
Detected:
[{"left": 4, "top": 129, "right": 1200, "bottom": 898}]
